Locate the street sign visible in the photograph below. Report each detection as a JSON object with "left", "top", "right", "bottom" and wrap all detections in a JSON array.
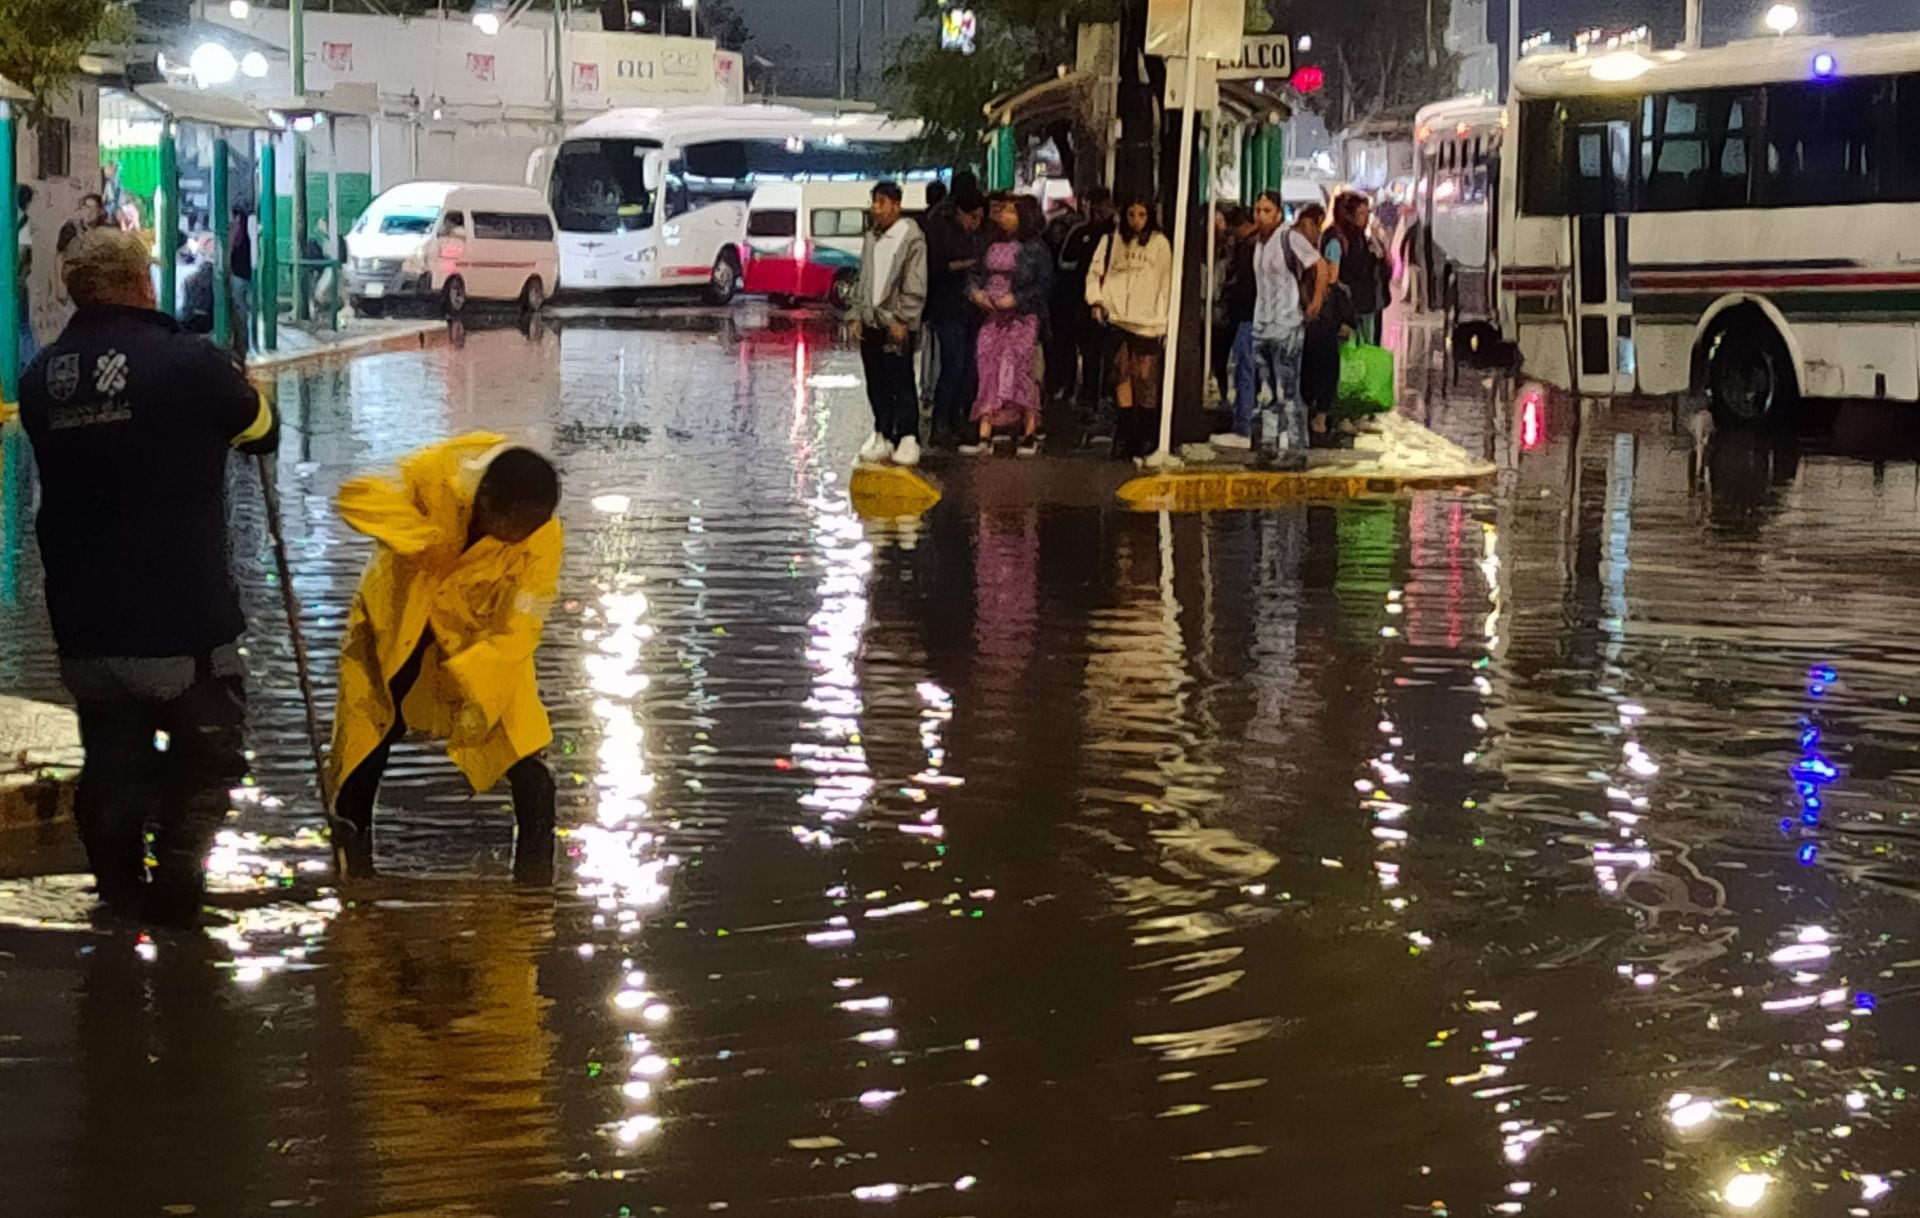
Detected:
[
  {"left": 1217, "top": 34, "right": 1294, "bottom": 80},
  {"left": 1144, "top": 0, "right": 1244, "bottom": 61}
]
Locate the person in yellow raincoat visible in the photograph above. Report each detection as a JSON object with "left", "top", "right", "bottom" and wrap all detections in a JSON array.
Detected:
[{"left": 328, "top": 433, "right": 563, "bottom": 882}]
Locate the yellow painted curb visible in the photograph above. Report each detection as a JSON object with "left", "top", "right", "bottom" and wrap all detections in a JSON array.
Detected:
[
  {"left": 848, "top": 463, "right": 942, "bottom": 518},
  {"left": 1116, "top": 464, "right": 1495, "bottom": 512},
  {"left": 246, "top": 321, "right": 449, "bottom": 384}
]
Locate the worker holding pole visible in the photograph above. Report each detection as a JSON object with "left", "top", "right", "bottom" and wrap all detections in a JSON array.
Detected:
[{"left": 14, "top": 228, "right": 278, "bottom": 927}]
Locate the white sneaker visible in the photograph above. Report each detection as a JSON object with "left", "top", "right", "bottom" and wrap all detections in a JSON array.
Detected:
[
  {"left": 858, "top": 432, "right": 892, "bottom": 464},
  {"left": 892, "top": 436, "right": 921, "bottom": 467},
  {"left": 1210, "top": 431, "right": 1252, "bottom": 450},
  {"left": 957, "top": 441, "right": 988, "bottom": 456}
]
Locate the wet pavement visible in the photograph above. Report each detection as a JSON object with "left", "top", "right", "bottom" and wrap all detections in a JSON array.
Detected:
[{"left": 3, "top": 308, "right": 1920, "bottom": 1216}]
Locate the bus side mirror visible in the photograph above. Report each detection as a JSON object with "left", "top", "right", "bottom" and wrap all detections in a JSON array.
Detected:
[{"left": 642, "top": 152, "right": 664, "bottom": 193}]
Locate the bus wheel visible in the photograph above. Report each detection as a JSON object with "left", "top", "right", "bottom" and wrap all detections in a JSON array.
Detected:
[
  {"left": 705, "top": 251, "right": 741, "bottom": 305},
  {"left": 829, "top": 271, "right": 858, "bottom": 313},
  {"left": 520, "top": 276, "right": 546, "bottom": 313},
  {"left": 1706, "top": 315, "right": 1795, "bottom": 426}
]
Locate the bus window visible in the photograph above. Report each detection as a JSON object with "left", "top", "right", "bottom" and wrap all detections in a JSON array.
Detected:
[
  {"left": 552, "top": 138, "right": 660, "bottom": 233},
  {"left": 1762, "top": 78, "right": 1881, "bottom": 206},
  {"left": 1519, "top": 101, "right": 1569, "bottom": 215}
]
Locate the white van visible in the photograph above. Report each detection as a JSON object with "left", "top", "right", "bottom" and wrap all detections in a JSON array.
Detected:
[
  {"left": 345, "top": 182, "right": 560, "bottom": 316},
  {"left": 742, "top": 179, "right": 929, "bottom": 309}
]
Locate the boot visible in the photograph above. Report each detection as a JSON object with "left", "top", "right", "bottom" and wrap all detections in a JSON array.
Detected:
[{"left": 509, "top": 759, "right": 558, "bottom": 887}]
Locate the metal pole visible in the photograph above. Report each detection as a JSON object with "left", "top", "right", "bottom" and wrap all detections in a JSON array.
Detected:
[
  {"left": 0, "top": 100, "right": 18, "bottom": 406},
  {"left": 326, "top": 119, "right": 341, "bottom": 330},
  {"left": 259, "top": 136, "right": 278, "bottom": 352},
  {"left": 1683, "top": 0, "right": 1702, "bottom": 48},
  {"left": 836, "top": 0, "right": 846, "bottom": 99},
  {"left": 213, "top": 139, "right": 231, "bottom": 348},
  {"left": 291, "top": 0, "right": 309, "bottom": 323},
  {"left": 1506, "top": 0, "right": 1520, "bottom": 98},
  {"left": 855, "top": 0, "right": 865, "bottom": 96},
  {"left": 552, "top": 0, "right": 566, "bottom": 124},
  {"left": 1201, "top": 111, "right": 1221, "bottom": 420},
  {"left": 689, "top": 0, "right": 698, "bottom": 39},
  {"left": 1149, "top": 36, "right": 1203, "bottom": 467},
  {"left": 159, "top": 117, "right": 179, "bottom": 318}
]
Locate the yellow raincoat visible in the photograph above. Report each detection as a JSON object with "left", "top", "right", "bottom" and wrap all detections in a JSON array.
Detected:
[{"left": 328, "top": 433, "right": 564, "bottom": 795}]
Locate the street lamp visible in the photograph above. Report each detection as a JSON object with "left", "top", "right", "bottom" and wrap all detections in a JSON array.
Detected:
[
  {"left": 682, "top": 0, "right": 699, "bottom": 38},
  {"left": 241, "top": 50, "right": 269, "bottom": 77},
  {"left": 472, "top": 11, "right": 502, "bottom": 35},
  {"left": 189, "top": 41, "right": 239, "bottom": 86},
  {"left": 1296, "top": 34, "right": 1311, "bottom": 52},
  {"left": 1764, "top": 3, "right": 1800, "bottom": 33},
  {"left": 229, "top": 0, "right": 250, "bottom": 17}
]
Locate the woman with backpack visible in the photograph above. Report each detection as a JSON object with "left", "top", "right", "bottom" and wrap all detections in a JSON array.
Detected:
[
  {"left": 1325, "top": 191, "right": 1388, "bottom": 345},
  {"left": 1085, "top": 197, "right": 1173, "bottom": 464},
  {"left": 1293, "top": 202, "right": 1345, "bottom": 444}
]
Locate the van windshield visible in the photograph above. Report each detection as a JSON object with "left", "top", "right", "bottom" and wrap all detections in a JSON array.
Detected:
[{"left": 552, "top": 138, "right": 660, "bottom": 233}]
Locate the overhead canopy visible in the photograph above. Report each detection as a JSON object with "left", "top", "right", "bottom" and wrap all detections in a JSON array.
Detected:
[
  {"left": 134, "top": 84, "right": 277, "bottom": 130},
  {"left": 985, "top": 67, "right": 1291, "bottom": 134},
  {"left": 0, "top": 74, "right": 28, "bottom": 103},
  {"left": 255, "top": 90, "right": 378, "bottom": 120},
  {"left": 983, "top": 70, "right": 1099, "bottom": 132}
]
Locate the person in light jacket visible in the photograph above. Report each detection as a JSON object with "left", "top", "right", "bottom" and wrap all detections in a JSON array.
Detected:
[
  {"left": 1085, "top": 197, "right": 1172, "bottom": 462},
  {"left": 851, "top": 181, "right": 929, "bottom": 467}
]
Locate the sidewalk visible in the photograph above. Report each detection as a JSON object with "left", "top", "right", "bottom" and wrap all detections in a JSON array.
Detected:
[
  {"left": 0, "top": 695, "right": 81, "bottom": 835},
  {"left": 246, "top": 317, "right": 448, "bottom": 380},
  {"left": 849, "top": 412, "right": 1496, "bottom": 519}
]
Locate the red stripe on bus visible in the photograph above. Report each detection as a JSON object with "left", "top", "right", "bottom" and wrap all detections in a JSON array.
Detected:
[{"left": 1633, "top": 270, "right": 1920, "bottom": 291}]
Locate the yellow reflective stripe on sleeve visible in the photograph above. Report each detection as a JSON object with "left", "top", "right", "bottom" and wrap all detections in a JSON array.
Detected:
[{"left": 231, "top": 391, "right": 274, "bottom": 446}]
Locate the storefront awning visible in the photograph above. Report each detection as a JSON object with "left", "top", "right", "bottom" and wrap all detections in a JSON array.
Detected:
[
  {"left": 134, "top": 84, "right": 277, "bottom": 130},
  {"left": 983, "top": 70, "right": 1099, "bottom": 132},
  {"left": 0, "top": 75, "right": 29, "bottom": 103}
]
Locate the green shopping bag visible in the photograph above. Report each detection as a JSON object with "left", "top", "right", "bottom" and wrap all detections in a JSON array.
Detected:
[{"left": 1336, "top": 339, "right": 1395, "bottom": 415}]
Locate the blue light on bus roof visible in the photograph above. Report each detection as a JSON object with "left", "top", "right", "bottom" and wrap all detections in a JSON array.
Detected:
[{"left": 1811, "top": 52, "right": 1837, "bottom": 78}]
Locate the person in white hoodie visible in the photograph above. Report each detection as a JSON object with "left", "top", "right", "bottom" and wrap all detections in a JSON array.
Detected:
[{"left": 1084, "top": 198, "right": 1173, "bottom": 462}]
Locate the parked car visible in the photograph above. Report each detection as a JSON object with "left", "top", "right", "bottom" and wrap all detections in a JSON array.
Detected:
[
  {"left": 346, "top": 182, "right": 559, "bottom": 317},
  {"left": 741, "top": 179, "right": 930, "bottom": 311}
]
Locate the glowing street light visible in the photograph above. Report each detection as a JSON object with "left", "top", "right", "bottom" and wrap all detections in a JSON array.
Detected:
[
  {"left": 241, "top": 50, "right": 269, "bottom": 78},
  {"left": 472, "top": 11, "right": 502, "bottom": 35},
  {"left": 229, "top": 0, "right": 250, "bottom": 17},
  {"left": 1296, "top": 34, "right": 1312, "bottom": 52},
  {"left": 1764, "top": 3, "right": 1800, "bottom": 34},
  {"left": 189, "top": 41, "right": 239, "bottom": 87}
]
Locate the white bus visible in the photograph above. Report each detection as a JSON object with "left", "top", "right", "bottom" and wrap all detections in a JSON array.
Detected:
[
  {"left": 1499, "top": 34, "right": 1920, "bottom": 420},
  {"left": 1399, "top": 96, "right": 1505, "bottom": 326},
  {"left": 536, "top": 105, "right": 924, "bottom": 303}
]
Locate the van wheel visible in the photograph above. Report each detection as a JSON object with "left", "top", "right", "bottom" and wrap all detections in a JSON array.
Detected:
[
  {"left": 520, "top": 276, "right": 545, "bottom": 313},
  {"left": 353, "top": 296, "right": 386, "bottom": 319},
  {"left": 829, "top": 271, "right": 858, "bottom": 313},
  {"left": 1706, "top": 313, "right": 1796, "bottom": 426},
  {"left": 705, "top": 250, "right": 741, "bottom": 306},
  {"left": 444, "top": 275, "right": 468, "bottom": 317}
]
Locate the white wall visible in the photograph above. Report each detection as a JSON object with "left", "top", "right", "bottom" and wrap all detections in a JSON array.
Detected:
[{"left": 16, "top": 85, "right": 102, "bottom": 344}]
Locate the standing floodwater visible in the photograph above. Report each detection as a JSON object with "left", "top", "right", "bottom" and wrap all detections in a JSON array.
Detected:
[{"left": 3, "top": 313, "right": 1919, "bottom": 1216}]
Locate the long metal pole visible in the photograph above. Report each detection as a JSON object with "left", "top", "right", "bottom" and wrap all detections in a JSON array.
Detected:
[
  {"left": 855, "top": 0, "right": 865, "bottom": 95},
  {"left": 291, "top": 0, "right": 309, "bottom": 323},
  {"left": 552, "top": 0, "right": 566, "bottom": 123},
  {"left": 1683, "top": 0, "right": 1702, "bottom": 48},
  {"left": 326, "top": 119, "right": 341, "bottom": 329},
  {"left": 836, "top": 0, "right": 846, "bottom": 98},
  {"left": 159, "top": 118, "right": 179, "bottom": 318},
  {"left": 1150, "top": 36, "right": 1203, "bottom": 467},
  {"left": 0, "top": 101, "right": 18, "bottom": 406},
  {"left": 259, "top": 136, "right": 278, "bottom": 352},
  {"left": 213, "top": 140, "right": 231, "bottom": 348},
  {"left": 1506, "top": 0, "right": 1520, "bottom": 98},
  {"left": 257, "top": 452, "right": 346, "bottom": 880},
  {"left": 1201, "top": 111, "right": 1221, "bottom": 418},
  {"left": 689, "top": 0, "right": 698, "bottom": 38}
]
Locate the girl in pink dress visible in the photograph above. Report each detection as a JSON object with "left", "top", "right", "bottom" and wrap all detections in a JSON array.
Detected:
[{"left": 963, "top": 194, "right": 1053, "bottom": 456}]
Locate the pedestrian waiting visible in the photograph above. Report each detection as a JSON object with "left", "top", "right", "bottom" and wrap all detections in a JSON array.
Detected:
[
  {"left": 328, "top": 437, "right": 564, "bottom": 885},
  {"left": 1248, "top": 190, "right": 1323, "bottom": 470},
  {"left": 1053, "top": 188, "right": 1116, "bottom": 413},
  {"left": 1085, "top": 196, "right": 1172, "bottom": 464},
  {"left": 1210, "top": 205, "right": 1259, "bottom": 449},
  {"left": 851, "top": 180, "right": 929, "bottom": 467},
  {"left": 17, "top": 227, "right": 279, "bottom": 926},
  {"left": 923, "top": 187, "right": 986, "bottom": 448},
  {"left": 962, "top": 191, "right": 1053, "bottom": 457}
]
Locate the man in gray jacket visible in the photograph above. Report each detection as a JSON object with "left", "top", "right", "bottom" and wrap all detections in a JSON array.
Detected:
[{"left": 850, "top": 181, "right": 928, "bottom": 467}]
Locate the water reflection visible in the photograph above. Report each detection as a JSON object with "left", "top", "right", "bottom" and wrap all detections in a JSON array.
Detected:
[{"left": 1, "top": 323, "right": 1918, "bottom": 1214}]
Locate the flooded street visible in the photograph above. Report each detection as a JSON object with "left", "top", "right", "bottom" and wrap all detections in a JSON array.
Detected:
[{"left": 4, "top": 311, "right": 1920, "bottom": 1216}]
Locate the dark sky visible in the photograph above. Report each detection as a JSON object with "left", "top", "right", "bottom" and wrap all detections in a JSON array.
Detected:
[{"left": 735, "top": 0, "right": 1920, "bottom": 99}]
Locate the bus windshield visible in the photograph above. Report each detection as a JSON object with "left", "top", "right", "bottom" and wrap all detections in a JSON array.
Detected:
[{"left": 552, "top": 138, "right": 661, "bottom": 233}]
